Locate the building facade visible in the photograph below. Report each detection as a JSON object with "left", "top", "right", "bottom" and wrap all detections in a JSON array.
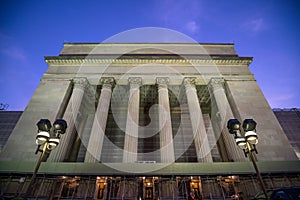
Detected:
[
  {"left": 273, "top": 108, "right": 300, "bottom": 159},
  {"left": 0, "top": 111, "right": 22, "bottom": 152},
  {"left": 0, "top": 43, "right": 299, "bottom": 199}
]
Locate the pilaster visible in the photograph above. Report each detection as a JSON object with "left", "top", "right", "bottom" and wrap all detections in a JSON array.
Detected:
[
  {"left": 208, "top": 78, "right": 246, "bottom": 162},
  {"left": 48, "top": 78, "right": 89, "bottom": 162}
]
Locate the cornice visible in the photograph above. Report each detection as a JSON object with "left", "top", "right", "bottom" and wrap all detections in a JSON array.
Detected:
[{"left": 45, "top": 56, "right": 252, "bottom": 65}]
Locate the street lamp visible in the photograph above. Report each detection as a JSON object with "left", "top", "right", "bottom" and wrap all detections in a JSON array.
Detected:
[
  {"left": 227, "top": 119, "right": 268, "bottom": 200},
  {"left": 26, "top": 119, "right": 67, "bottom": 196}
]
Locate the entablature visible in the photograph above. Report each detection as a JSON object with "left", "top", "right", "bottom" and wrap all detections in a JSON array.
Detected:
[{"left": 45, "top": 55, "right": 252, "bottom": 66}]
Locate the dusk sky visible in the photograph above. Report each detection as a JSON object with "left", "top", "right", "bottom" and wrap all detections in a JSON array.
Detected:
[{"left": 0, "top": 0, "right": 299, "bottom": 111}]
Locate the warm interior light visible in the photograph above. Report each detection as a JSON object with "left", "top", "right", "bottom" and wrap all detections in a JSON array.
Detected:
[
  {"left": 53, "top": 119, "right": 67, "bottom": 134},
  {"left": 227, "top": 119, "right": 241, "bottom": 134},
  {"left": 47, "top": 137, "right": 60, "bottom": 150},
  {"left": 235, "top": 137, "right": 247, "bottom": 149},
  {"left": 245, "top": 131, "right": 258, "bottom": 144},
  {"left": 36, "top": 131, "right": 50, "bottom": 145},
  {"left": 242, "top": 119, "right": 257, "bottom": 131}
]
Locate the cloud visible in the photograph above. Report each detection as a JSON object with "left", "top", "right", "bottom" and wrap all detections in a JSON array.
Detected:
[
  {"left": 242, "top": 17, "right": 266, "bottom": 33},
  {"left": 186, "top": 21, "right": 199, "bottom": 34},
  {"left": 0, "top": 33, "right": 26, "bottom": 61},
  {"left": 0, "top": 46, "right": 26, "bottom": 61},
  {"left": 267, "top": 93, "right": 295, "bottom": 108},
  {"left": 153, "top": 0, "right": 202, "bottom": 35}
]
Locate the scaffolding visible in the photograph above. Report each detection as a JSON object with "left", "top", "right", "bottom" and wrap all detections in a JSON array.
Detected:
[{"left": 1, "top": 173, "right": 300, "bottom": 199}]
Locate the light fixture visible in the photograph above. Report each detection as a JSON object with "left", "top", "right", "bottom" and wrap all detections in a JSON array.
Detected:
[
  {"left": 245, "top": 131, "right": 258, "bottom": 144},
  {"left": 37, "top": 119, "right": 52, "bottom": 132},
  {"left": 35, "top": 119, "right": 68, "bottom": 152},
  {"left": 235, "top": 136, "right": 247, "bottom": 149},
  {"left": 53, "top": 119, "right": 67, "bottom": 134},
  {"left": 47, "top": 137, "right": 60, "bottom": 150},
  {"left": 36, "top": 131, "right": 50, "bottom": 145},
  {"left": 36, "top": 119, "right": 52, "bottom": 145},
  {"left": 227, "top": 119, "right": 241, "bottom": 134},
  {"left": 27, "top": 118, "right": 68, "bottom": 196},
  {"left": 242, "top": 119, "right": 256, "bottom": 131},
  {"left": 227, "top": 118, "right": 268, "bottom": 199}
]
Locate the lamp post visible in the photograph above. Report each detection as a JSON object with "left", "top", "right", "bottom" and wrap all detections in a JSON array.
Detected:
[
  {"left": 26, "top": 119, "right": 67, "bottom": 196},
  {"left": 227, "top": 119, "right": 268, "bottom": 200}
]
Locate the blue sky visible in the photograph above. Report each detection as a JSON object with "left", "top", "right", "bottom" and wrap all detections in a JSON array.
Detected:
[{"left": 0, "top": 0, "right": 299, "bottom": 110}]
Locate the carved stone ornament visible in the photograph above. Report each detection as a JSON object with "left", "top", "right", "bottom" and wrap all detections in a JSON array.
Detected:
[
  {"left": 208, "top": 78, "right": 225, "bottom": 91},
  {"left": 100, "top": 77, "right": 115, "bottom": 85},
  {"left": 73, "top": 77, "right": 89, "bottom": 89},
  {"left": 129, "top": 77, "right": 142, "bottom": 86},
  {"left": 156, "top": 77, "right": 169, "bottom": 85},
  {"left": 100, "top": 77, "right": 115, "bottom": 90},
  {"left": 183, "top": 77, "right": 197, "bottom": 86}
]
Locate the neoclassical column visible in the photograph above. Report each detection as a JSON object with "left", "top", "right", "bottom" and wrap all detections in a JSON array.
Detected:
[
  {"left": 123, "top": 77, "right": 142, "bottom": 163},
  {"left": 184, "top": 78, "right": 213, "bottom": 162},
  {"left": 49, "top": 77, "right": 89, "bottom": 162},
  {"left": 84, "top": 77, "right": 114, "bottom": 163},
  {"left": 208, "top": 78, "right": 245, "bottom": 162},
  {"left": 157, "top": 77, "right": 175, "bottom": 163}
]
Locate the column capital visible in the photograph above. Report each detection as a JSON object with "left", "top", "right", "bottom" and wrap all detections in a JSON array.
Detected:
[
  {"left": 156, "top": 77, "right": 169, "bottom": 90},
  {"left": 73, "top": 77, "right": 89, "bottom": 89},
  {"left": 128, "top": 77, "right": 142, "bottom": 88},
  {"left": 208, "top": 78, "right": 225, "bottom": 91},
  {"left": 156, "top": 77, "right": 169, "bottom": 85},
  {"left": 183, "top": 77, "right": 197, "bottom": 84},
  {"left": 100, "top": 77, "right": 115, "bottom": 89},
  {"left": 183, "top": 77, "right": 197, "bottom": 89}
]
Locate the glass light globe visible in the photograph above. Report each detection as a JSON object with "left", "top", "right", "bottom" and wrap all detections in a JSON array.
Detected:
[
  {"left": 245, "top": 131, "right": 258, "bottom": 144},
  {"left": 36, "top": 131, "right": 50, "bottom": 145},
  {"left": 235, "top": 137, "right": 247, "bottom": 149},
  {"left": 47, "top": 137, "right": 60, "bottom": 150}
]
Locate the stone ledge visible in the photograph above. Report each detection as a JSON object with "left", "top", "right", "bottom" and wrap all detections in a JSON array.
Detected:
[{"left": 0, "top": 161, "right": 299, "bottom": 176}]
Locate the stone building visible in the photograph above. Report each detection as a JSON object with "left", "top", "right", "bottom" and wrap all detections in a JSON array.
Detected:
[
  {"left": 0, "top": 43, "right": 299, "bottom": 199},
  {"left": 0, "top": 111, "right": 22, "bottom": 152},
  {"left": 273, "top": 108, "right": 300, "bottom": 159}
]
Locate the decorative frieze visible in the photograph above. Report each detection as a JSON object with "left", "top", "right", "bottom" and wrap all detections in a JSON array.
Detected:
[{"left": 45, "top": 57, "right": 253, "bottom": 66}]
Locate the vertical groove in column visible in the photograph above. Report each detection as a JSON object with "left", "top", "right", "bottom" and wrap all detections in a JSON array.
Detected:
[
  {"left": 49, "top": 77, "right": 88, "bottom": 162},
  {"left": 184, "top": 78, "right": 213, "bottom": 163},
  {"left": 208, "top": 78, "right": 246, "bottom": 162},
  {"left": 85, "top": 78, "right": 114, "bottom": 163},
  {"left": 157, "top": 78, "right": 175, "bottom": 163},
  {"left": 123, "top": 77, "right": 141, "bottom": 163}
]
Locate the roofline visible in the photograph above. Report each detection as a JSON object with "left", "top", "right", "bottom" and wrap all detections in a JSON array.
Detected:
[{"left": 62, "top": 42, "right": 235, "bottom": 45}]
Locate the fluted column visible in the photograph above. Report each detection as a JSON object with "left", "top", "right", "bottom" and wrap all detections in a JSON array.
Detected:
[
  {"left": 85, "top": 78, "right": 114, "bottom": 163},
  {"left": 157, "top": 77, "right": 175, "bottom": 163},
  {"left": 123, "top": 77, "right": 142, "bottom": 163},
  {"left": 208, "top": 78, "right": 245, "bottom": 162},
  {"left": 49, "top": 77, "right": 88, "bottom": 162},
  {"left": 184, "top": 78, "right": 213, "bottom": 162}
]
